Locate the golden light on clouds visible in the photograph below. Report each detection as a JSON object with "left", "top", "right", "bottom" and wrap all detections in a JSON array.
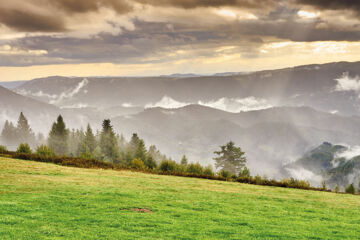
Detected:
[
  {"left": 1, "top": 41, "right": 360, "bottom": 81},
  {"left": 297, "top": 10, "right": 320, "bottom": 19},
  {"left": 0, "top": 0, "right": 360, "bottom": 81}
]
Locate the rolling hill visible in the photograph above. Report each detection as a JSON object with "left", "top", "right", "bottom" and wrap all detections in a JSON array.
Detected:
[{"left": 0, "top": 157, "right": 359, "bottom": 239}]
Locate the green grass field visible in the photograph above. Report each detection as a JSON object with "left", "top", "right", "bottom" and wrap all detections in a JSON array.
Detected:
[{"left": 0, "top": 157, "right": 359, "bottom": 239}]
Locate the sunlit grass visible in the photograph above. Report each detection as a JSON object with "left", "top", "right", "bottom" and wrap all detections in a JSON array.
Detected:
[{"left": 0, "top": 157, "right": 359, "bottom": 239}]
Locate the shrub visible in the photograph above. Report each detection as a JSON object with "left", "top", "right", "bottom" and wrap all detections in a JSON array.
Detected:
[
  {"left": 16, "top": 143, "right": 32, "bottom": 154},
  {"left": 144, "top": 155, "right": 157, "bottom": 170},
  {"left": 186, "top": 162, "right": 204, "bottom": 175},
  {"left": 79, "top": 152, "right": 94, "bottom": 159},
  {"left": 345, "top": 184, "right": 356, "bottom": 194},
  {"left": 36, "top": 145, "right": 55, "bottom": 157},
  {"left": 218, "top": 169, "right": 231, "bottom": 180},
  {"left": 321, "top": 180, "right": 327, "bottom": 190},
  {"left": 131, "top": 158, "right": 146, "bottom": 170},
  {"left": 238, "top": 166, "right": 250, "bottom": 178},
  {"left": 159, "top": 160, "right": 178, "bottom": 173},
  {"left": 334, "top": 185, "right": 340, "bottom": 193},
  {"left": 254, "top": 175, "right": 263, "bottom": 185},
  {"left": 0, "top": 145, "right": 8, "bottom": 154},
  {"left": 203, "top": 165, "right": 215, "bottom": 176}
]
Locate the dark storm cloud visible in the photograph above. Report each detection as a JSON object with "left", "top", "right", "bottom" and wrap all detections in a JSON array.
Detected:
[
  {"left": 52, "top": 0, "right": 132, "bottom": 14},
  {"left": 0, "top": 7, "right": 66, "bottom": 32},
  {"left": 0, "top": 0, "right": 132, "bottom": 32},
  {"left": 297, "top": 0, "right": 360, "bottom": 12},
  {"left": 1, "top": 0, "right": 360, "bottom": 67},
  {"left": 136, "top": 0, "right": 278, "bottom": 9},
  {"left": 3, "top": 13, "right": 360, "bottom": 68}
]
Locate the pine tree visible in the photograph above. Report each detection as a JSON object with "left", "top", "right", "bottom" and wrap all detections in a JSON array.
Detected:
[
  {"left": 147, "top": 145, "right": 167, "bottom": 163},
  {"left": 48, "top": 115, "right": 69, "bottom": 155},
  {"left": 214, "top": 141, "right": 247, "bottom": 175},
  {"left": 181, "top": 155, "right": 188, "bottom": 165},
  {"left": 16, "top": 112, "right": 35, "bottom": 146},
  {"left": 1, "top": 120, "right": 17, "bottom": 148},
  {"left": 135, "top": 139, "right": 147, "bottom": 161},
  {"left": 99, "top": 119, "right": 119, "bottom": 163},
  {"left": 79, "top": 124, "right": 97, "bottom": 156},
  {"left": 129, "top": 133, "right": 141, "bottom": 152}
]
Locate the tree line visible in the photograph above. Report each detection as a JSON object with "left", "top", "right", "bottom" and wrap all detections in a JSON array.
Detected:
[
  {"left": 1, "top": 113, "right": 170, "bottom": 169},
  {"left": 1, "top": 112, "right": 250, "bottom": 177},
  {"left": 3, "top": 112, "right": 356, "bottom": 194}
]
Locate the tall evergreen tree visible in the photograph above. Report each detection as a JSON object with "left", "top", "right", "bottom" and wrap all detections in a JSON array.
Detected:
[
  {"left": 135, "top": 139, "right": 147, "bottom": 161},
  {"left": 181, "top": 155, "right": 188, "bottom": 165},
  {"left": 48, "top": 115, "right": 69, "bottom": 155},
  {"left": 16, "top": 112, "right": 35, "bottom": 146},
  {"left": 1, "top": 120, "right": 17, "bottom": 148},
  {"left": 213, "top": 141, "right": 247, "bottom": 175},
  {"left": 68, "top": 128, "right": 85, "bottom": 156},
  {"left": 129, "top": 133, "right": 141, "bottom": 152},
  {"left": 79, "top": 124, "right": 97, "bottom": 155},
  {"left": 100, "top": 119, "right": 119, "bottom": 163}
]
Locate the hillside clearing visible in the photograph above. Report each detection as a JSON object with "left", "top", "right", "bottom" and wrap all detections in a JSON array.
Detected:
[{"left": 0, "top": 157, "right": 359, "bottom": 239}]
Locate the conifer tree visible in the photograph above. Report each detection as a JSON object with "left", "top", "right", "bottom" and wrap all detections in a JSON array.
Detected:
[
  {"left": 214, "top": 141, "right": 247, "bottom": 175},
  {"left": 99, "top": 119, "right": 119, "bottom": 162},
  {"left": 48, "top": 115, "right": 69, "bottom": 155},
  {"left": 1, "top": 120, "right": 17, "bottom": 148},
  {"left": 181, "top": 155, "right": 188, "bottom": 165},
  {"left": 129, "top": 133, "right": 141, "bottom": 152},
  {"left": 135, "top": 139, "right": 147, "bottom": 162},
  {"left": 79, "top": 124, "right": 97, "bottom": 154},
  {"left": 16, "top": 112, "right": 35, "bottom": 146},
  {"left": 68, "top": 128, "right": 85, "bottom": 156}
]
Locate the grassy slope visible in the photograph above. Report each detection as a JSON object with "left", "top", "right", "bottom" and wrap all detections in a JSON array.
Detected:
[{"left": 0, "top": 158, "right": 359, "bottom": 240}]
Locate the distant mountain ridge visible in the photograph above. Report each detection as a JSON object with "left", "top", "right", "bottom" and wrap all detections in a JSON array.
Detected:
[
  {"left": 285, "top": 142, "right": 360, "bottom": 188},
  {"left": 0, "top": 81, "right": 27, "bottom": 89},
  {"left": 111, "top": 104, "right": 360, "bottom": 179},
  {"left": 14, "top": 61, "right": 360, "bottom": 116}
]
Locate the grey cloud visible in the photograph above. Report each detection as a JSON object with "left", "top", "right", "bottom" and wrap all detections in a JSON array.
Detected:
[
  {"left": 52, "top": 0, "right": 133, "bottom": 14},
  {"left": 136, "top": 0, "right": 279, "bottom": 9},
  {"left": 0, "top": 0, "right": 132, "bottom": 32},
  {"left": 297, "top": 0, "right": 360, "bottom": 12},
  {"left": 0, "top": 7, "right": 66, "bottom": 32}
]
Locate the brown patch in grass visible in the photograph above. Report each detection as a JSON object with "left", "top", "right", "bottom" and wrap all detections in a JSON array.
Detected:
[{"left": 120, "top": 207, "right": 153, "bottom": 213}]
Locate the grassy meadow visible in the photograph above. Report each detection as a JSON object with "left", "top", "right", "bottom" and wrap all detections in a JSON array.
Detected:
[{"left": 0, "top": 157, "right": 359, "bottom": 239}]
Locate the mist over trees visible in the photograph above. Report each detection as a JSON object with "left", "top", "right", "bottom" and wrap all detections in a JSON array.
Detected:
[
  {"left": 0, "top": 113, "right": 173, "bottom": 168},
  {"left": 214, "top": 141, "right": 247, "bottom": 175},
  {"left": 1, "top": 112, "right": 36, "bottom": 149}
]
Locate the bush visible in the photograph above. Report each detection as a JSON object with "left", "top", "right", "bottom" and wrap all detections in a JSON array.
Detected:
[
  {"left": 345, "top": 184, "right": 356, "bottom": 194},
  {"left": 159, "top": 160, "right": 178, "bottom": 173},
  {"left": 0, "top": 145, "right": 8, "bottom": 154},
  {"left": 79, "top": 151, "right": 94, "bottom": 159},
  {"left": 321, "top": 180, "right": 327, "bottom": 190},
  {"left": 36, "top": 145, "right": 55, "bottom": 157},
  {"left": 131, "top": 158, "right": 146, "bottom": 170},
  {"left": 334, "top": 185, "right": 340, "bottom": 193},
  {"left": 203, "top": 165, "right": 215, "bottom": 176},
  {"left": 218, "top": 169, "right": 231, "bottom": 180},
  {"left": 16, "top": 143, "right": 32, "bottom": 154},
  {"left": 144, "top": 155, "right": 157, "bottom": 170},
  {"left": 239, "top": 166, "right": 250, "bottom": 178},
  {"left": 186, "top": 162, "right": 204, "bottom": 175}
]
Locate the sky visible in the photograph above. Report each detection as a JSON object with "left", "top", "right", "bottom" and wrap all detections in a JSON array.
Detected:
[{"left": 0, "top": 0, "right": 360, "bottom": 81}]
